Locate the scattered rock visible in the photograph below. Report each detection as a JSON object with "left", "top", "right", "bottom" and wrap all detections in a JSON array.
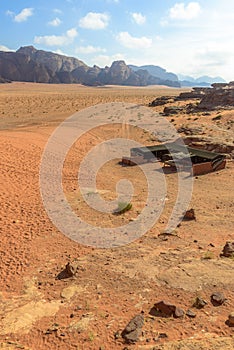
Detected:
[
  {"left": 121, "top": 314, "right": 144, "bottom": 344},
  {"left": 150, "top": 301, "right": 184, "bottom": 318},
  {"left": 150, "top": 301, "right": 176, "bottom": 317},
  {"left": 174, "top": 307, "right": 185, "bottom": 318},
  {"left": 163, "top": 106, "right": 184, "bottom": 115},
  {"left": 193, "top": 297, "right": 207, "bottom": 309},
  {"left": 186, "top": 309, "right": 196, "bottom": 318},
  {"left": 45, "top": 323, "right": 59, "bottom": 335},
  {"left": 221, "top": 241, "right": 234, "bottom": 258},
  {"left": 177, "top": 126, "right": 203, "bottom": 135},
  {"left": 114, "top": 330, "right": 121, "bottom": 339},
  {"left": 227, "top": 312, "right": 234, "bottom": 326},
  {"left": 212, "top": 114, "right": 222, "bottom": 121},
  {"left": 158, "top": 333, "right": 168, "bottom": 339},
  {"left": 56, "top": 261, "right": 79, "bottom": 280},
  {"left": 183, "top": 208, "right": 196, "bottom": 221},
  {"left": 149, "top": 96, "right": 174, "bottom": 107},
  {"left": 211, "top": 292, "right": 226, "bottom": 306}
]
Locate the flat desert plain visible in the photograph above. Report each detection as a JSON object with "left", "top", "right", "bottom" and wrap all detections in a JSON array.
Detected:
[{"left": 0, "top": 82, "right": 233, "bottom": 350}]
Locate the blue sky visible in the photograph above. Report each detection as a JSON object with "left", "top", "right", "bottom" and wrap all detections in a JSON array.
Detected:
[{"left": 1, "top": 0, "right": 234, "bottom": 81}]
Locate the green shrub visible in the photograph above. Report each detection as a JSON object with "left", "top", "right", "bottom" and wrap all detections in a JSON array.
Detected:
[{"left": 116, "top": 201, "right": 132, "bottom": 214}]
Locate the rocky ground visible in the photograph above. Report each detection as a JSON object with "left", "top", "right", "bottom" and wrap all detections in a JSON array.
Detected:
[{"left": 0, "top": 82, "right": 233, "bottom": 350}]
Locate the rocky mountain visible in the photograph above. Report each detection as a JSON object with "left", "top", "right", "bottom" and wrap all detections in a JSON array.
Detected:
[
  {"left": 0, "top": 50, "right": 54, "bottom": 83},
  {"left": 0, "top": 46, "right": 180, "bottom": 87},
  {"left": 17, "top": 46, "right": 87, "bottom": 75}
]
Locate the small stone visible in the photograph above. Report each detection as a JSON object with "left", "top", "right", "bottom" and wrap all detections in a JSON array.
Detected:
[
  {"left": 75, "top": 305, "right": 82, "bottom": 311},
  {"left": 114, "top": 330, "right": 121, "bottom": 339},
  {"left": 193, "top": 297, "right": 207, "bottom": 309},
  {"left": 211, "top": 292, "right": 226, "bottom": 306},
  {"left": 228, "top": 312, "right": 234, "bottom": 326},
  {"left": 121, "top": 314, "right": 144, "bottom": 344},
  {"left": 158, "top": 333, "right": 168, "bottom": 339},
  {"left": 221, "top": 241, "right": 234, "bottom": 257},
  {"left": 186, "top": 309, "right": 196, "bottom": 318},
  {"left": 183, "top": 208, "right": 196, "bottom": 221},
  {"left": 174, "top": 307, "right": 184, "bottom": 318}
]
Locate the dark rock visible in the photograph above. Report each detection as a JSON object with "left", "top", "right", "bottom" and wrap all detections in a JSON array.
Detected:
[
  {"left": 149, "top": 96, "right": 174, "bottom": 107},
  {"left": 121, "top": 314, "right": 144, "bottom": 344},
  {"left": 158, "top": 333, "right": 168, "bottom": 339},
  {"left": 221, "top": 241, "right": 234, "bottom": 257},
  {"left": 193, "top": 297, "right": 207, "bottom": 309},
  {"left": 56, "top": 261, "right": 79, "bottom": 280},
  {"left": 211, "top": 292, "right": 226, "bottom": 306},
  {"left": 163, "top": 106, "right": 184, "bottom": 115},
  {"left": 150, "top": 301, "right": 176, "bottom": 317},
  {"left": 183, "top": 208, "right": 196, "bottom": 221},
  {"left": 186, "top": 309, "right": 196, "bottom": 318}
]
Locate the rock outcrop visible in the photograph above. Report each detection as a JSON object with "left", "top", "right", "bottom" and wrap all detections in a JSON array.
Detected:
[
  {"left": 198, "top": 82, "right": 234, "bottom": 110},
  {"left": 176, "top": 87, "right": 209, "bottom": 100}
]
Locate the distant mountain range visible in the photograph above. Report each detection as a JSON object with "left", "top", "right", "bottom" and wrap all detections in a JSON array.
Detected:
[
  {"left": 0, "top": 46, "right": 226, "bottom": 87},
  {"left": 129, "top": 64, "right": 179, "bottom": 83},
  {"left": 0, "top": 46, "right": 180, "bottom": 87},
  {"left": 178, "top": 74, "right": 226, "bottom": 87}
]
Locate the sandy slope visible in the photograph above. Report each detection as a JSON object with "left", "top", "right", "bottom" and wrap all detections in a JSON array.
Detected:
[{"left": 0, "top": 83, "right": 233, "bottom": 350}]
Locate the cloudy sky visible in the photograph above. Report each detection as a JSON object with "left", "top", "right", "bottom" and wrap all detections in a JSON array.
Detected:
[{"left": 1, "top": 0, "right": 233, "bottom": 81}]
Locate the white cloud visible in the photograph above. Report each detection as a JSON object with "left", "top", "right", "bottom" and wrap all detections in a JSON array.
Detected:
[
  {"left": 131, "top": 12, "right": 146, "bottom": 25},
  {"left": 34, "top": 28, "right": 78, "bottom": 47},
  {"left": 48, "top": 17, "right": 62, "bottom": 27},
  {"left": 53, "top": 9, "right": 62, "bottom": 14},
  {"left": 116, "top": 32, "right": 152, "bottom": 49},
  {"left": 0, "top": 45, "right": 14, "bottom": 52},
  {"left": 169, "top": 2, "right": 201, "bottom": 20},
  {"left": 79, "top": 12, "right": 109, "bottom": 30},
  {"left": 66, "top": 28, "right": 77, "bottom": 38},
  {"left": 75, "top": 45, "right": 106, "bottom": 54},
  {"left": 14, "top": 8, "right": 33, "bottom": 22}
]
